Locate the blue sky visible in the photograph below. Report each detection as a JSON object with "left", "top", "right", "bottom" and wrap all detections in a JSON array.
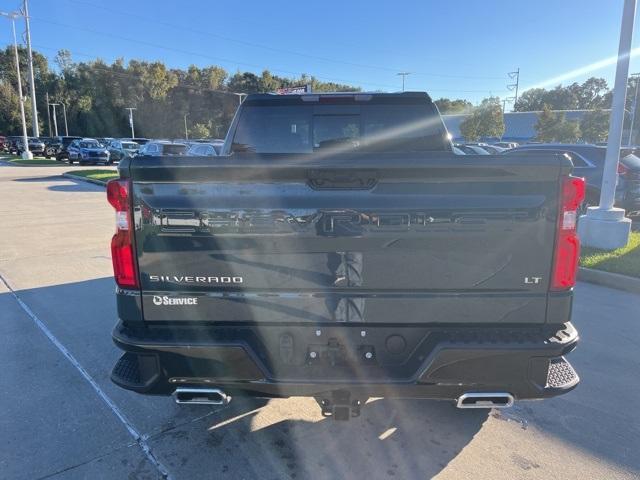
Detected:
[{"left": 1, "top": 0, "right": 639, "bottom": 105}]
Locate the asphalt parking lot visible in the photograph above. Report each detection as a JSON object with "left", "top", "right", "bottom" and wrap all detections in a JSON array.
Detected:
[{"left": 1, "top": 162, "right": 639, "bottom": 480}]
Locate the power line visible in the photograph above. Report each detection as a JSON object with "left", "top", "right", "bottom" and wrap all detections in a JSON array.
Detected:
[
  {"left": 29, "top": 17, "right": 402, "bottom": 90},
  {"left": 61, "top": 0, "right": 507, "bottom": 81},
  {"left": 32, "top": 43, "right": 510, "bottom": 95}
]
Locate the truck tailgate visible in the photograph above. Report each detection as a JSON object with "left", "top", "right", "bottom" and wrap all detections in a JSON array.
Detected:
[{"left": 125, "top": 153, "right": 570, "bottom": 324}]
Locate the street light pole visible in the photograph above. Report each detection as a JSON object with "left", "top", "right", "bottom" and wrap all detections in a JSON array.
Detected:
[
  {"left": 578, "top": 0, "right": 636, "bottom": 250},
  {"left": 627, "top": 72, "right": 640, "bottom": 145},
  {"left": 46, "top": 91, "right": 52, "bottom": 137},
  {"left": 1, "top": 11, "right": 32, "bottom": 159},
  {"left": 184, "top": 113, "right": 189, "bottom": 140},
  {"left": 22, "top": 0, "right": 38, "bottom": 138},
  {"left": 50, "top": 103, "right": 59, "bottom": 136},
  {"left": 125, "top": 107, "right": 136, "bottom": 138},
  {"left": 231, "top": 92, "right": 246, "bottom": 106},
  {"left": 61, "top": 102, "right": 68, "bottom": 135}
]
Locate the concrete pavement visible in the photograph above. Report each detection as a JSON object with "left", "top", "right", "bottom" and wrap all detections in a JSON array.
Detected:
[{"left": 1, "top": 163, "right": 639, "bottom": 479}]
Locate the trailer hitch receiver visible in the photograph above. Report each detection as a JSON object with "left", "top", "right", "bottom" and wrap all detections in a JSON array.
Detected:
[{"left": 316, "top": 390, "right": 363, "bottom": 421}]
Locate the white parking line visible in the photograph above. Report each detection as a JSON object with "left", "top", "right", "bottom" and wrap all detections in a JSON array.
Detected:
[{"left": 0, "top": 273, "right": 172, "bottom": 479}]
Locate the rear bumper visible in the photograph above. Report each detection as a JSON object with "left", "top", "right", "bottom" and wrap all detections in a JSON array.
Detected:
[{"left": 111, "top": 321, "right": 580, "bottom": 401}]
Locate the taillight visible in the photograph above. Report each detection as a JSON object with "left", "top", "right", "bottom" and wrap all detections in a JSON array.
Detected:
[
  {"left": 107, "top": 179, "right": 139, "bottom": 288},
  {"left": 551, "top": 176, "right": 586, "bottom": 290},
  {"left": 617, "top": 162, "right": 629, "bottom": 175}
]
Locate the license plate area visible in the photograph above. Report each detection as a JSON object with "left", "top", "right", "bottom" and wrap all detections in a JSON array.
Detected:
[{"left": 255, "top": 325, "right": 433, "bottom": 381}]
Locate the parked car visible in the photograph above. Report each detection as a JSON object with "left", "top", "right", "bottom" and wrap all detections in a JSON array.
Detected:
[
  {"left": 478, "top": 144, "right": 507, "bottom": 154},
  {"left": 5, "top": 136, "right": 22, "bottom": 154},
  {"left": 16, "top": 137, "right": 46, "bottom": 156},
  {"left": 108, "top": 92, "right": 583, "bottom": 419},
  {"left": 96, "top": 137, "right": 115, "bottom": 148},
  {"left": 108, "top": 140, "right": 140, "bottom": 162},
  {"left": 455, "top": 144, "right": 490, "bottom": 155},
  {"left": 123, "top": 137, "right": 150, "bottom": 145},
  {"left": 504, "top": 143, "right": 640, "bottom": 215},
  {"left": 67, "top": 138, "right": 111, "bottom": 165},
  {"left": 452, "top": 145, "right": 466, "bottom": 155},
  {"left": 186, "top": 142, "right": 218, "bottom": 156},
  {"left": 137, "top": 141, "right": 188, "bottom": 156},
  {"left": 493, "top": 141, "right": 519, "bottom": 149},
  {"left": 50, "top": 136, "right": 82, "bottom": 160},
  {"left": 0, "top": 135, "right": 6, "bottom": 152}
]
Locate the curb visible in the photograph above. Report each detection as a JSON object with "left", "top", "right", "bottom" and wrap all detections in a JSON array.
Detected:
[
  {"left": 0, "top": 159, "right": 66, "bottom": 167},
  {"left": 578, "top": 267, "right": 640, "bottom": 295},
  {"left": 63, "top": 173, "right": 108, "bottom": 187}
]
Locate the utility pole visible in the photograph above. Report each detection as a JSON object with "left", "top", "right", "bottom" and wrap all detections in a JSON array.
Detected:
[
  {"left": 50, "top": 103, "right": 59, "bottom": 136},
  {"left": 1, "top": 10, "right": 32, "bottom": 159},
  {"left": 507, "top": 68, "right": 520, "bottom": 111},
  {"left": 125, "top": 107, "right": 136, "bottom": 138},
  {"left": 183, "top": 113, "right": 189, "bottom": 140},
  {"left": 61, "top": 102, "right": 68, "bottom": 135},
  {"left": 45, "top": 92, "right": 52, "bottom": 137},
  {"left": 21, "top": 0, "right": 38, "bottom": 138},
  {"left": 578, "top": 0, "right": 635, "bottom": 250},
  {"left": 397, "top": 72, "right": 411, "bottom": 92},
  {"left": 627, "top": 72, "right": 640, "bottom": 145}
]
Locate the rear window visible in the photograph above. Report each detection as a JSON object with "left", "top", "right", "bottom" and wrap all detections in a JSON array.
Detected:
[
  {"left": 232, "top": 103, "right": 449, "bottom": 154},
  {"left": 163, "top": 144, "right": 187, "bottom": 155}
]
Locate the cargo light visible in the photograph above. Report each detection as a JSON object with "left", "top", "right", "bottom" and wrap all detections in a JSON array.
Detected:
[
  {"left": 551, "top": 176, "right": 586, "bottom": 290},
  {"left": 107, "top": 179, "right": 139, "bottom": 288}
]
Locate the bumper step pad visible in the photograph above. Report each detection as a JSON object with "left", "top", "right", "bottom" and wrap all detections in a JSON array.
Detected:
[
  {"left": 546, "top": 356, "right": 579, "bottom": 390},
  {"left": 112, "top": 352, "right": 142, "bottom": 385},
  {"left": 111, "top": 352, "right": 160, "bottom": 391}
]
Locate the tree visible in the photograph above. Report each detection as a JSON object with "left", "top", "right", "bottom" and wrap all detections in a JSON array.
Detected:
[
  {"left": 514, "top": 88, "right": 547, "bottom": 112},
  {"left": 227, "top": 72, "right": 261, "bottom": 93},
  {"left": 534, "top": 105, "right": 562, "bottom": 142},
  {"left": 0, "top": 47, "right": 361, "bottom": 139},
  {"left": 54, "top": 49, "right": 74, "bottom": 73},
  {"left": 459, "top": 97, "right": 504, "bottom": 141},
  {"left": 557, "top": 119, "right": 581, "bottom": 143},
  {"left": 570, "top": 77, "right": 610, "bottom": 109},
  {"left": 580, "top": 109, "right": 609, "bottom": 143},
  {"left": 434, "top": 98, "right": 473, "bottom": 114},
  {"left": 258, "top": 70, "right": 280, "bottom": 92},
  {"left": 459, "top": 114, "right": 481, "bottom": 141},
  {"left": 515, "top": 77, "right": 611, "bottom": 112},
  {"left": 534, "top": 104, "right": 581, "bottom": 142},
  {"left": 190, "top": 123, "right": 210, "bottom": 138}
]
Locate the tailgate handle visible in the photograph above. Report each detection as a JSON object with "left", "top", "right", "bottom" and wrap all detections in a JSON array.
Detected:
[{"left": 308, "top": 169, "right": 378, "bottom": 190}]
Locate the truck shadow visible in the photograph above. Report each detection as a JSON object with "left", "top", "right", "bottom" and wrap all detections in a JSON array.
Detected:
[
  {"left": 8, "top": 278, "right": 640, "bottom": 478},
  {"left": 156, "top": 396, "right": 489, "bottom": 479}
]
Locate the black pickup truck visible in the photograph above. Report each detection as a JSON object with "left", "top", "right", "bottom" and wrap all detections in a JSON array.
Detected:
[{"left": 108, "top": 92, "right": 584, "bottom": 419}]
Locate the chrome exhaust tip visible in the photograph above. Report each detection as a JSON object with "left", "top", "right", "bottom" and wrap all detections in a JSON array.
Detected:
[
  {"left": 173, "top": 387, "right": 231, "bottom": 405},
  {"left": 456, "top": 392, "right": 514, "bottom": 409}
]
